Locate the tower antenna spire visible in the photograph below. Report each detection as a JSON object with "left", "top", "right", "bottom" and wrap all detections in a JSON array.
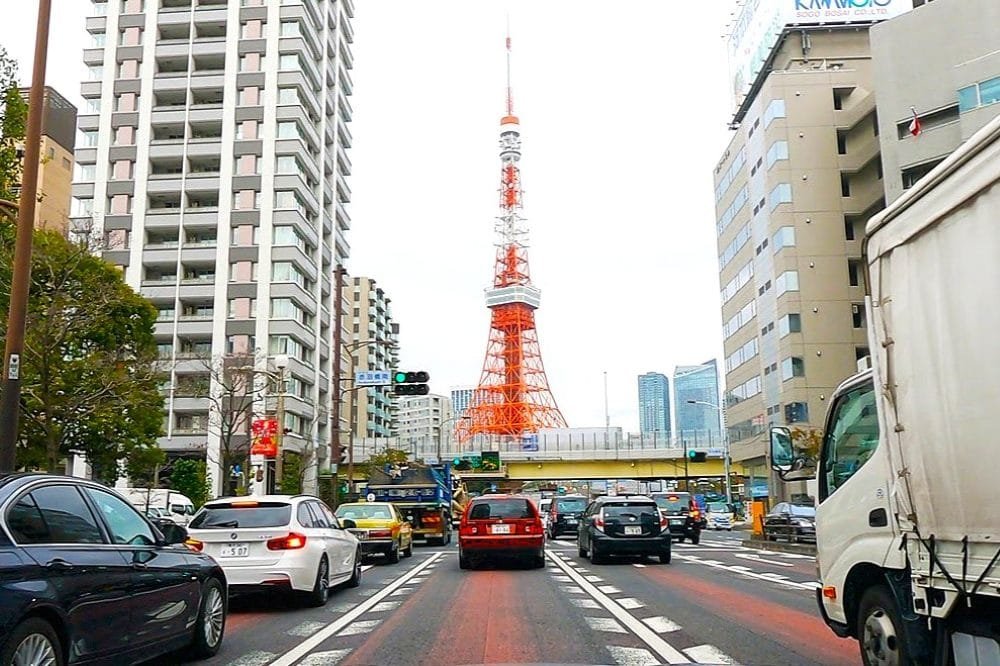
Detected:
[{"left": 505, "top": 16, "right": 514, "bottom": 117}]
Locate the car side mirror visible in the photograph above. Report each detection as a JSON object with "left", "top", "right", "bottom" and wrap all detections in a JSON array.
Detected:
[
  {"left": 341, "top": 518, "right": 357, "bottom": 530},
  {"left": 156, "top": 520, "right": 188, "bottom": 545}
]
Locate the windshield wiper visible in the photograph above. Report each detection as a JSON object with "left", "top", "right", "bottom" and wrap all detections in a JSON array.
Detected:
[{"left": 205, "top": 520, "right": 240, "bottom": 528}]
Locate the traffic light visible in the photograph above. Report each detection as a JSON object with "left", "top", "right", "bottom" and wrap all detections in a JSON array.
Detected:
[
  {"left": 335, "top": 443, "right": 347, "bottom": 467},
  {"left": 392, "top": 370, "right": 430, "bottom": 396},
  {"left": 688, "top": 451, "right": 707, "bottom": 463}
]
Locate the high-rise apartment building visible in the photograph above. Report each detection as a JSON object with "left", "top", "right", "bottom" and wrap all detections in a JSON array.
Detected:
[
  {"left": 71, "top": 0, "right": 356, "bottom": 494},
  {"left": 871, "top": 0, "right": 1000, "bottom": 204},
  {"left": 636, "top": 372, "right": 670, "bottom": 436},
  {"left": 17, "top": 86, "right": 77, "bottom": 233},
  {"left": 450, "top": 387, "right": 474, "bottom": 418},
  {"left": 673, "top": 360, "right": 721, "bottom": 445},
  {"left": 397, "top": 394, "right": 453, "bottom": 460},
  {"left": 347, "top": 276, "right": 398, "bottom": 441},
  {"left": 714, "top": 2, "right": 911, "bottom": 485}
]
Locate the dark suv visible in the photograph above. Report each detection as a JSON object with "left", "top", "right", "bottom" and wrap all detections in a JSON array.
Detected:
[
  {"left": 652, "top": 492, "right": 702, "bottom": 544},
  {"left": 577, "top": 496, "right": 671, "bottom": 565},
  {"left": 546, "top": 494, "right": 587, "bottom": 539}
]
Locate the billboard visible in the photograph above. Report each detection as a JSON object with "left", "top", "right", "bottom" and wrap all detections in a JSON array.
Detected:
[{"left": 727, "top": 0, "right": 914, "bottom": 111}]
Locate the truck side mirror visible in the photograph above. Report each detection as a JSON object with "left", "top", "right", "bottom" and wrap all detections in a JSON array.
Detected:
[{"left": 770, "top": 426, "right": 795, "bottom": 471}]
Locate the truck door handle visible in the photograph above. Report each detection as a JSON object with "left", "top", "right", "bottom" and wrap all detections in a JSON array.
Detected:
[
  {"left": 869, "top": 508, "right": 888, "bottom": 527},
  {"left": 45, "top": 558, "right": 74, "bottom": 570}
]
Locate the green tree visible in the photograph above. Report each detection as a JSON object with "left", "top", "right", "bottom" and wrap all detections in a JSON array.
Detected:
[
  {"left": 0, "top": 46, "right": 27, "bottom": 203},
  {"left": 169, "top": 459, "right": 211, "bottom": 509},
  {"left": 359, "top": 447, "right": 410, "bottom": 478},
  {"left": 0, "top": 222, "right": 164, "bottom": 471},
  {"left": 125, "top": 443, "right": 167, "bottom": 488}
]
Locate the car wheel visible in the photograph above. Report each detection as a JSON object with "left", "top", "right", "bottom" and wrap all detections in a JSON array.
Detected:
[
  {"left": 589, "top": 543, "right": 605, "bottom": 565},
  {"left": 857, "top": 586, "right": 912, "bottom": 666},
  {"left": 533, "top": 548, "right": 546, "bottom": 569},
  {"left": 189, "top": 577, "right": 226, "bottom": 658},
  {"left": 387, "top": 540, "right": 400, "bottom": 564},
  {"left": 345, "top": 549, "right": 363, "bottom": 588},
  {"left": 578, "top": 543, "right": 587, "bottom": 558},
  {"left": 305, "top": 556, "right": 331, "bottom": 607},
  {"left": 403, "top": 538, "right": 413, "bottom": 558},
  {"left": 659, "top": 549, "right": 672, "bottom": 564},
  {"left": 689, "top": 531, "right": 701, "bottom": 545},
  {"left": 676, "top": 535, "right": 685, "bottom": 543},
  {"left": 1, "top": 617, "right": 64, "bottom": 666},
  {"left": 459, "top": 549, "right": 471, "bottom": 570}
]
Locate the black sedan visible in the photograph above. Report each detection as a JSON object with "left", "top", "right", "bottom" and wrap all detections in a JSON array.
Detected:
[
  {"left": 0, "top": 473, "right": 227, "bottom": 665},
  {"left": 763, "top": 502, "right": 816, "bottom": 543}
]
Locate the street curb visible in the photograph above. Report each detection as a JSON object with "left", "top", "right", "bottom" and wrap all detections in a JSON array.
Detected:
[{"left": 742, "top": 538, "right": 816, "bottom": 556}]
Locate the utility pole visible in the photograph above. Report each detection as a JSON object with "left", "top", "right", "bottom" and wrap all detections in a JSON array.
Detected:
[
  {"left": 330, "top": 264, "right": 346, "bottom": 506},
  {"left": 273, "top": 357, "right": 288, "bottom": 491}
]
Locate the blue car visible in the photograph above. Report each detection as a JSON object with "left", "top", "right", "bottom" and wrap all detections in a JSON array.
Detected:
[{"left": 0, "top": 473, "right": 227, "bottom": 665}]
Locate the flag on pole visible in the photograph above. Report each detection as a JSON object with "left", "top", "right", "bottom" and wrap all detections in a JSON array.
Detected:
[{"left": 909, "top": 106, "right": 922, "bottom": 137}]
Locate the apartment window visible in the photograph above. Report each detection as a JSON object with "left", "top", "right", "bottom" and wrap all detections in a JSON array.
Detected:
[
  {"left": 91, "top": 31, "right": 106, "bottom": 47},
  {"left": 775, "top": 271, "right": 799, "bottom": 296},
  {"left": 769, "top": 183, "right": 792, "bottom": 211},
  {"left": 766, "top": 140, "right": 788, "bottom": 169},
  {"left": 277, "top": 122, "right": 300, "bottom": 140},
  {"left": 239, "top": 54, "right": 261, "bottom": 72},
  {"left": 958, "top": 76, "right": 1000, "bottom": 113},
  {"left": 848, "top": 259, "right": 861, "bottom": 287},
  {"left": 781, "top": 357, "right": 805, "bottom": 381},
  {"left": 896, "top": 106, "right": 959, "bottom": 139},
  {"left": 840, "top": 173, "right": 851, "bottom": 197},
  {"left": 901, "top": 158, "right": 945, "bottom": 190},
  {"left": 772, "top": 226, "right": 795, "bottom": 253},
  {"left": 844, "top": 217, "right": 856, "bottom": 241},
  {"left": 785, "top": 401, "right": 809, "bottom": 424},
  {"left": 778, "top": 313, "right": 801, "bottom": 337},
  {"left": 272, "top": 262, "right": 305, "bottom": 287},
  {"left": 278, "top": 87, "right": 300, "bottom": 106},
  {"left": 271, "top": 298, "right": 299, "bottom": 319},
  {"left": 719, "top": 222, "right": 750, "bottom": 269},
  {"left": 276, "top": 155, "right": 298, "bottom": 173},
  {"left": 72, "top": 198, "right": 93, "bottom": 217},
  {"left": 833, "top": 88, "right": 852, "bottom": 111},
  {"left": 836, "top": 131, "right": 847, "bottom": 155},
  {"left": 720, "top": 261, "right": 753, "bottom": 304},
  {"left": 856, "top": 346, "right": 870, "bottom": 362},
  {"left": 280, "top": 21, "right": 300, "bottom": 37},
  {"left": 157, "top": 343, "right": 173, "bottom": 358},
  {"left": 279, "top": 54, "right": 300, "bottom": 71},
  {"left": 87, "top": 65, "right": 103, "bottom": 80},
  {"left": 725, "top": 337, "right": 758, "bottom": 373},
  {"left": 75, "top": 164, "right": 96, "bottom": 182},
  {"left": 852, "top": 303, "right": 866, "bottom": 329},
  {"left": 273, "top": 226, "right": 305, "bottom": 249},
  {"left": 274, "top": 190, "right": 302, "bottom": 211},
  {"left": 763, "top": 99, "right": 786, "bottom": 128}
]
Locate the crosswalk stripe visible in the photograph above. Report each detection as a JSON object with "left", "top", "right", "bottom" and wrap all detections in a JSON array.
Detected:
[
  {"left": 684, "top": 644, "right": 738, "bottom": 664},
  {"left": 296, "top": 649, "right": 352, "bottom": 666}
]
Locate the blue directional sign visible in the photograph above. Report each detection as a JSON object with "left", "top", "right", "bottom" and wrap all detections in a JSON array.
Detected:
[{"left": 355, "top": 370, "right": 391, "bottom": 386}]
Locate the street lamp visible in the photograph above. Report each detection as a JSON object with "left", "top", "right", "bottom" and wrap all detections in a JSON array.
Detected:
[
  {"left": 437, "top": 414, "right": 472, "bottom": 463},
  {"left": 687, "top": 399, "right": 732, "bottom": 504}
]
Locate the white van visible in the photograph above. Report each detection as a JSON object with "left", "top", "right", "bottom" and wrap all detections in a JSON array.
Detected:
[{"left": 121, "top": 488, "right": 196, "bottom": 525}]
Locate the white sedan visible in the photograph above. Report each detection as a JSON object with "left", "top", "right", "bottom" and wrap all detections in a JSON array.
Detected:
[{"left": 187, "top": 495, "right": 362, "bottom": 606}]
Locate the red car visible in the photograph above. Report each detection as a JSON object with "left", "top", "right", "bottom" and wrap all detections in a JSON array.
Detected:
[{"left": 458, "top": 495, "right": 545, "bottom": 569}]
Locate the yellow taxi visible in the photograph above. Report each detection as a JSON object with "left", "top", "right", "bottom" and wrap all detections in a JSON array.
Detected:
[{"left": 334, "top": 501, "right": 413, "bottom": 563}]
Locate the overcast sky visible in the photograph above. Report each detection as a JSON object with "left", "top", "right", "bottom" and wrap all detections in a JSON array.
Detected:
[{"left": 2, "top": 1, "right": 737, "bottom": 433}]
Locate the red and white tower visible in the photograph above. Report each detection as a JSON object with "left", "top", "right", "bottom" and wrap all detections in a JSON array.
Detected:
[{"left": 459, "top": 31, "right": 567, "bottom": 443}]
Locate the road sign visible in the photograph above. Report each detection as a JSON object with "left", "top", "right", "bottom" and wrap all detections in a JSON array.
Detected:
[
  {"left": 521, "top": 433, "right": 538, "bottom": 452},
  {"left": 355, "top": 370, "right": 391, "bottom": 386},
  {"left": 366, "top": 493, "right": 376, "bottom": 502}
]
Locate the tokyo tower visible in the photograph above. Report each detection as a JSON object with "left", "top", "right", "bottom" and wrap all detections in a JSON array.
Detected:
[{"left": 458, "top": 30, "right": 567, "bottom": 443}]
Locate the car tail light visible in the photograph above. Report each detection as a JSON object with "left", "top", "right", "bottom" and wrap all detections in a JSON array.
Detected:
[
  {"left": 185, "top": 538, "right": 204, "bottom": 552},
  {"left": 459, "top": 523, "right": 478, "bottom": 536},
  {"left": 267, "top": 533, "right": 307, "bottom": 550},
  {"left": 368, "top": 529, "right": 392, "bottom": 539},
  {"left": 595, "top": 513, "right": 605, "bottom": 533},
  {"left": 659, "top": 513, "right": 668, "bottom": 529},
  {"left": 423, "top": 514, "right": 441, "bottom": 524}
]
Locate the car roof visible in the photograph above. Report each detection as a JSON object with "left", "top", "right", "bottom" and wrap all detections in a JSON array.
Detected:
[
  {"left": 336, "top": 501, "right": 394, "bottom": 508},
  {"left": 595, "top": 494, "right": 656, "bottom": 503},
  {"left": 469, "top": 493, "right": 528, "bottom": 501},
  {"left": 204, "top": 494, "right": 313, "bottom": 505}
]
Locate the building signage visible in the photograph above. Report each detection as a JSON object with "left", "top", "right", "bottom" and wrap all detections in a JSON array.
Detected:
[
  {"left": 355, "top": 370, "right": 391, "bottom": 386},
  {"left": 727, "top": 0, "right": 913, "bottom": 111}
]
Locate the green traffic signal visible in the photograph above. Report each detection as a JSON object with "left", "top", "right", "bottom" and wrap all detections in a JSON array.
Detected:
[
  {"left": 394, "top": 371, "right": 408, "bottom": 383},
  {"left": 688, "top": 449, "right": 697, "bottom": 460}
]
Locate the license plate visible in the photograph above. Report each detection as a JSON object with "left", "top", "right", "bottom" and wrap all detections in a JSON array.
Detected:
[
  {"left": 491, "top": 524, "right": 511, "bottom": 534},
  {"left": 669, "top": 519, "right": 684, "bottom": 525},
  {"left": 220, "top": 543, "right": 249, "bottom": 558},
  {"left": 565, "top": 518, "right": 577, "bottom": 524},
  {"left": 624, "top": 526, "right": 642, "bottom": 536}
]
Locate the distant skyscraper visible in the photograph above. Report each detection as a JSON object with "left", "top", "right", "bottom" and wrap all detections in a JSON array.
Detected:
[
  {"left": 637, "top": 372, "right": 671, "bottom": 436},
  {"left": 451, "top": 387, "right": 474, "bottom": 418},
  {"left": 674, "top": 360, "right": 721, "bottom": 445}
]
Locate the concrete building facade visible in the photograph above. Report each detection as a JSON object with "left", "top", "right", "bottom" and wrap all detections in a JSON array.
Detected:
[
  {"left": 72, "top": 0, "right": 356, "bottom": 494},
  {"left": 450, "top": 387, "right": 474, "bottom": 418},
  {"left": 636, "top": 372, "right": 671, "bottom": 437},
  {"left": 347, "top": 276, "right": 398, "bottom": 442},
  {"left": 396, "top": 394, "right": 452, "bottom": 460},
  {"left": 871, "top": 0, "right": 1000, "bottom": 204},
  {"left": 714, "top": 22, "right": 888, "bottom": 486},
  {"left": 18, "top": 87, "right": 78, "bottom": 233}
]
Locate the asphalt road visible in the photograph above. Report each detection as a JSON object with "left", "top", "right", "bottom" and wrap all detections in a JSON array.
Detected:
[{"left": 163, "top": 530, "right": 859, "bottom": 666}]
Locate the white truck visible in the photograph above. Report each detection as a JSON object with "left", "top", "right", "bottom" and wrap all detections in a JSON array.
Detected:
[
  {"left": 120, "top": 487, "right": 196, "bottom": 525},
  {"left": 771, "top": 113, "right": 1000, "bottom": 665}
]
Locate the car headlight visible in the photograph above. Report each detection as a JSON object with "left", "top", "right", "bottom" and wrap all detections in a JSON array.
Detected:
[{"left": 793, "top": 518, "right": 814, "bottom": 526}]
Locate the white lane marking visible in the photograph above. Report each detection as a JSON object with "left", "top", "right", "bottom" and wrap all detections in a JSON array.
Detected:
[
  {"left": 700, "top": 560, "right": 725, "bottom": 565},
  {"left": 734, "top": 553, "right": 794, "bottom": 568},
  {"left": 562, "top": 586, "right": 585, "bottom": 594},
  {"left": 296, "top": 649, "right": 352, "bottom": 666},
  {"left": 633, "top": 563, "right": 647, "bottom": 568},
  {"left": 327, "top": 602, "right": 355, "bottom": 613},
  {"left": 369, "top": 600, "right": 402, "bottom": 612},
  {"left": 547, "top": 550, "right": 690, "bottom": 664},
  {"left": 673, "top": 554, "right": 817, "bottom": 591},
  {"left": 598, "top": 585, "right": 622, "bottom": 594},
  {"left": 267, "top": 552, "right": 444, "bottom": 666},
  {"left": 570, "top": 598, "right": 601, "bottom": 609},
  {"left": 287, "top": 620, "right": 327, "bottom": 637},
  {"left": 757, "top": 573, "right": 790, "bottom": 580},
  {"left": 389, "top": 587, "right": 414, "bottom": 596},
  {"left": 585, "top": 616, "right": 628, "bottom": 633},
  {"left": 606, "top": 645, "right": 661, "bottom": 666},
  {"left": 584, "top": 575, "right": 603, "bottom": 582},
  {"left": 618, "top": 597, "right": 645, "bottom": 609},
  {"left": 337, "top": 618, "right": 381, "bottom": 637},
  {"left": 684, "top": 644, "right": 739, "bottom": 664},
  {"left": 356, "top": 588, "right": 378, "bottom": 596},
  {"left": 552, "top": 575, "right": 573, "bottom": 583},
  {"left": 409, "top": 577, "right": 427, "bottom": 584},
  {"left": 360, "top": 565, "right": 375, "bottom": 572},
  {"left": 226, "top": 652, "right": 277, "bottom": 666},
  {"left": 642, "top": 616, "right": 681, "bottom": 633}
]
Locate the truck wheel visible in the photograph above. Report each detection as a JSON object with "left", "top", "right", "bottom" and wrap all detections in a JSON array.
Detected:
[{"left": 857, "top": 586, "right": 910, "bottom": 666}]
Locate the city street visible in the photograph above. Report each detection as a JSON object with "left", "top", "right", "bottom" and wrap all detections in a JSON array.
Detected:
[{"left": 170, "top": 531, "right": 855, "bottom": 666}]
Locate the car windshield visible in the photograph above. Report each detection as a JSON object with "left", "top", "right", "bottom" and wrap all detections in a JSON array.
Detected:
[
  {"left": 653, "top": 494, "right": 689, "bottom": 511},
  {"left": 707, "top": 502, "right": 729, "bottom": 513},
  {"left": 189, "top": 502, "right": 292, "bottom": 529},
  {"left": 336, "top": 505, "right": 393, "bottom": 520},
  {"left": 555, "top": 498, "right": 586, "bottom": 512},
  {"left": 790, "top": 505, "right": 816, "bottom": 517},
  {"left": 467, "top": 499, "right": 533, "bottom": 520},
  {"left": 602, "top": 503, "right": 659, "bottom": 521}
]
